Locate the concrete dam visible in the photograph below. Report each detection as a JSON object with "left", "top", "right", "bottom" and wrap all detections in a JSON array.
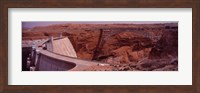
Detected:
[
  {"left": 23, "top": 36, "right": 101, "bottom": 71},
  {"left": 22, "top": 25, "right": 178, "bottom": 71}
]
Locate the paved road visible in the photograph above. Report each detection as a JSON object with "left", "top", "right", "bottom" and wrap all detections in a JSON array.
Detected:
[{"left": 38, "top": 47, "right": 100, "bottom": 71}]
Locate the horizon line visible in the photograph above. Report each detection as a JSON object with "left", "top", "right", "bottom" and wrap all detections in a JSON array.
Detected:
[{"left": 22, "top": 21, "right": 178, "bottom": 28}]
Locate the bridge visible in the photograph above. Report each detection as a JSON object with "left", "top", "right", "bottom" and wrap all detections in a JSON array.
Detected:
[
  {"left": 92, "top": 28, "right": 161, "bottom": 60},
  {"left": 25, "top": 36, "right": 105, "bottom": 71}
]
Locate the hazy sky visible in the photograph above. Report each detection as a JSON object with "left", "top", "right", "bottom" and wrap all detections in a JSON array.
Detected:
[{"left": 22, "top": 21, "right": 178, "bottom": 28}]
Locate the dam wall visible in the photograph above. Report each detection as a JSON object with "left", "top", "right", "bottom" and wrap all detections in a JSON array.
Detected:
[
  {"left": 35, "top": 53, "right": 76, "bottom": 71},
  {"left": 24, "top": 37, "right": 103, "bottom": 71}
]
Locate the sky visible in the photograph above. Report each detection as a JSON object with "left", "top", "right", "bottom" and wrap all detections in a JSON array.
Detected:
[{"left": 22, "top": 21, "right": 178, "bottom": 28}]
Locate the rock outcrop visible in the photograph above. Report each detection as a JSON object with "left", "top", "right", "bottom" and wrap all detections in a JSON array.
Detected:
[{"left": 149, "top": 30, "right": 178, "bottom": 59}]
